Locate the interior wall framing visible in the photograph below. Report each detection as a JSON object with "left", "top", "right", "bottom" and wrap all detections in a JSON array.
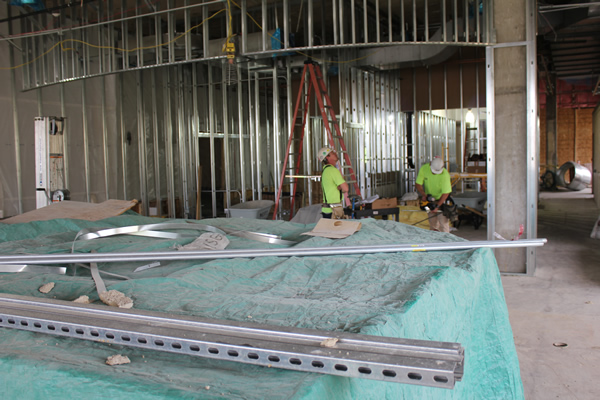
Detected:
[
  {"left": 0, "top": 41, "right": 121, "bottom": 217},
  {"left": 0, "top": 59, "right": 491, "bottom": 220},
  {"left": 1, "top": 0, "right": 499, "bottom": 224}
]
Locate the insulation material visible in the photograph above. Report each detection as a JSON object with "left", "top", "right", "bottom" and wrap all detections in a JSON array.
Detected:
[{"left": 0, "top": 214, "right": 524, "bottom": 399}]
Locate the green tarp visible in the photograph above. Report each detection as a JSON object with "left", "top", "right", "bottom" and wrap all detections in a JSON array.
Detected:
[{"left": 0, "top": 214, "right": 523, "bottom": 399}]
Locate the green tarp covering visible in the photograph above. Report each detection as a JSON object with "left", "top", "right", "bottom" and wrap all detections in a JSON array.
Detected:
[{"left": 0, "top": 214, "right": 524, "bottom": 399}]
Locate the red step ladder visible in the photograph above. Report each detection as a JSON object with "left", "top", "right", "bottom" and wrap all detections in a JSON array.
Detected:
[{"left": 272, "top": 61, "right": 361, "bottom": 220}]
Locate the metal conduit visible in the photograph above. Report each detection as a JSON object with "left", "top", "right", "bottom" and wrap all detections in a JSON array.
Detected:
[{"left": 0, "top": 239, "right": 546, "bottom": 265}]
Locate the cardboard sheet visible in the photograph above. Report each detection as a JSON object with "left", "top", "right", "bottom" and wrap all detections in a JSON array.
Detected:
[
  {"left": 1, "top": 199, "right": 138, "bottom": 224},
  {"left": 301, "top": 218, "right": 362, "bottom": 238}
]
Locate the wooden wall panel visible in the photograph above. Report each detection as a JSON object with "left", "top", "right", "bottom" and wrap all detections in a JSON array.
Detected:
[
  {"left": 575, "top": 108, "right": 594, "bottom": 167},
  {"left": 557, "top": 108, "right": 575, "bottom": 166}
]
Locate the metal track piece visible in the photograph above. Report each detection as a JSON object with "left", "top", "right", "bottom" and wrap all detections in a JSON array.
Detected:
[
  {"left": 0, "top": 239, "right": 547, "bottom": 266},
  {"left": 0, "top": 265, "right": 66, "bottom": 274},
  {"left": 0, "top": 294, "right": 464, "bottom": 389},
  {"left": 72, "top": 222, "right": 296, "bottom": 247}
]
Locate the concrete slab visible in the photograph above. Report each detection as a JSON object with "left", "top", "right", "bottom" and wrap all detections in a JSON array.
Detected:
[{"left": 454, "top": 188, "right": 600, "bottom": 400}]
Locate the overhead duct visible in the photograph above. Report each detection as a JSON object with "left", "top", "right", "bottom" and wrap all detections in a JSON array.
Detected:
[
  {"left": 355, "top": 19, "right": 464, "bottom": 69},
  {"left": 555, "top": 161, "right": 592, "bottom": 191}
]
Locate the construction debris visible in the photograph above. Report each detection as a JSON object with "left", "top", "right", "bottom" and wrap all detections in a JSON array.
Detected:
[
  {"left": 38, "top": 282, "right": 55, "bottom": 294},
  {"left": 106, "top": 354, "right": 131, "bottom": 366},
  {"left": 73, "top": 295, "right": 91, "bottom": 304},
  {"left": 100, "top": 290, "right": 133, "bottom": 309},
  {"left": 320, "top": 337, "right": 339, "bottom": 348}
]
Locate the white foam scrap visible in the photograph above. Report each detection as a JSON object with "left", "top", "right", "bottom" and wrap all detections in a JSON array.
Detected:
[
  {"left": 106, "top": 354, "right": 131, "bottom": 366},
  {"left": 73, "top": 295, "right": 91, "bottom": 304},
  {"left": 320, "top": 337, "right": 339, "bottom": 348},
  {"left": 38, "top": 282, "right": 55, "bottom": 294},
  {"left": 100, "top": 290, "right": 134, "bottom": 309}
]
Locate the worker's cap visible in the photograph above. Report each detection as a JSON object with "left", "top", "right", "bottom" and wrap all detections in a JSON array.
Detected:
[
  {"left": 430, "top": 157, "right": 444, "bottom": 174},
  {"left": 318, "top": 147, "right": 334, "bottom": 162}
]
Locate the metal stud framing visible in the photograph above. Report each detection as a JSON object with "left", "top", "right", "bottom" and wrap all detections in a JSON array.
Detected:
[
  {"left": 4, "top": 0, "right": 494, "bottom": 91},
  {"left": 1, "top": 1, "right": 501, "bottom": 221}
]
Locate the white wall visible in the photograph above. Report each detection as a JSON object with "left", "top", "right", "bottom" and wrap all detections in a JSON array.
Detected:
[{"left": 0, "top": 6, "right": 121, "bottom": 217}]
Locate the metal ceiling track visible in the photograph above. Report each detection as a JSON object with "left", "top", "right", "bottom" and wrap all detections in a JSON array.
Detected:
[
  {"left": 0, "top": 293, "right": 464, "bottom": 389},
  {"left": 7, "top": 0, "right": 494, "bottom": 90},
  {"left": 0, "top": 239, "right": 547, "bottom": 265}
]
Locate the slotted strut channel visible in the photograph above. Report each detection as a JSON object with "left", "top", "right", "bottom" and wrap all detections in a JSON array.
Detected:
[{"left": 0, "top": 294, "right": 464, "bottom": 389}]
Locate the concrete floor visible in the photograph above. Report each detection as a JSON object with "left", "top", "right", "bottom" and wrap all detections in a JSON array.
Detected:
[{"left": 453, "top": 189, "right": 600, "bottom": 399}]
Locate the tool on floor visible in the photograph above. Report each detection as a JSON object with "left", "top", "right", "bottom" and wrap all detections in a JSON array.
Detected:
[{"left": 456, "top": 204, "right": 485, "bottom": 230}]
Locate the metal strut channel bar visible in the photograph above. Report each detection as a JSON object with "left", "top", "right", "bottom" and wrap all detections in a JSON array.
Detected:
[
  {"left": 0, "top": 294, "right": 464, "bottom": 389},
  {"left": 0, "top": 239, "right": 547, "bottom": 265}
]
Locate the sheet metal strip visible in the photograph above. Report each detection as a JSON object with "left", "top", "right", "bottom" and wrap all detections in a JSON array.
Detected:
[
  {"left": 73, "top": 223, "right": 296, "bottom": 247},
  {"left": 0, "top": 294, "right": 464, "bottom": 388},
  {"left": 0, "top": 265, "right": 66, "bottom": 274},
  {"left": 0, "top": 239, "right": 547, "bottom": 265}
]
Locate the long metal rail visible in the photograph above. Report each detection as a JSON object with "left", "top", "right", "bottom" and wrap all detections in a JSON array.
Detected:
[
  {"left": 8, "top": 0, "right": 494, "bottom": 90},
  {"left": 0, "top": 293, "right": 464, "bottom": 389},
  {"left": 0, "top": 239, "right": 547, "bottom": 265}
]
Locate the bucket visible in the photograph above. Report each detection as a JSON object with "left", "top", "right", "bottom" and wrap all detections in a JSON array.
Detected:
[{"left": 225, "top": 200, "right": 275, "bottom": 219}]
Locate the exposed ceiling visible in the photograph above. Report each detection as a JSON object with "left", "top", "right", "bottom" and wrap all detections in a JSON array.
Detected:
[
  {"left": 3, "top": 1, "right": 599, "bottom": 97},
  {"left": 537, "top": 0, "right": 600, "bottom": 95}
]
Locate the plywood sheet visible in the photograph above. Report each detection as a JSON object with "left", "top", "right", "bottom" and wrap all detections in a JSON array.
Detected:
[{"left": 1, "top": 199, "right": 138, "bottom": 224}]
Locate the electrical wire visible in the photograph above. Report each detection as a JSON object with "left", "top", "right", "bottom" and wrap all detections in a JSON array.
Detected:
[
  {"left": 226, "top": 0, "right": 234, "bottom": 44},
  {"left": 3, "top": 1, "right": 395, "bottom": 72},
  {"left": 0, "top": 8, "right": 226, "bottom": 71},
  {"left": 7, "top": 0, "right": 162, "bottom": 39}
]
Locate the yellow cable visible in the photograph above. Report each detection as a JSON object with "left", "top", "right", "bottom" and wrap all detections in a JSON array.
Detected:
[
  {"left": 1, "top": 41, "right": 63, "bottom": 70},
  {"left": 3, "top": 2, "right": 390, "bottom": 71},
  {"left": 0, "top": 8, "right": 225, "bottom": 70},
  {"left": 226, "top": 0, "right": 233, "bottom": 44}
]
